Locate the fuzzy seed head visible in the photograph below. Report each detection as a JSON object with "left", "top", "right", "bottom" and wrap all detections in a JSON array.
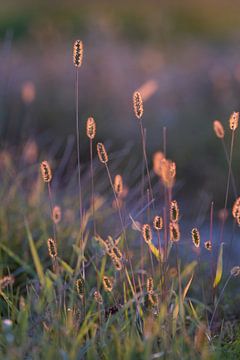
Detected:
[
  {"left": 232, "top": 197, "right": 240, "bottom": 219},
  {"left": 52, "top": 206, "right": 61, "bottom": 224},
  {"left": 103, "top": 276, "right": 113, "bottom": 292},
  {"left": 146, "top": 277, "right": 154, "bottom": 294},
  {"left": 114, "top": 174, "right": 123, "bottom": 196},
  {"left": 133, "top": 91, "right": 143, "bottom": 119},
  {"left": 142, "top": 224, "right": 152, "bottom": 244},
  {"left": 153, "top": 215, "right": 163, "bottom": 230},
  {"left": 192, "top": 228, "right": 200, "bottom": 248},
  {"left": 73, "top": 40, "right": 83, "bottom": 68},
  {"left": 213, "top": 120, "right": 225, "bottom": 138},
  {"left": 40, "top": 161, "right": 52, "bottom": 183},
  {"left": 170, "top": 200, "right": 179, "bottom": 223},
  {"left": 204, "top": 241, "right": 212, "bottom": 251},
  {"left": 231, "top": 266, "right": 240, "bottom": 277},
  {"left": 47, "top": 238, "right": 57, "bottom": 258},
  {"left": 169, "top": 222, "right": 180, "bottom": 242},
  {"left": 97, "top": 143, "right": 108, "bottom": 164},
  {"left": 159, "top": 158, "right": 176, "bottom": 188},
  {"left": 153, "top": 151, "right": 165, "bottom": 176},
  {"left": 86, "top": 117, "right": 96, "bottom": 139},
  {"left": 0, "top": 275, "right": 14, "bottom": 289},
  {"left": 76, "top": 277, "right": 84, "bottom": 298},
  {"left": 94, "top": 290, "right": 103, "bottom": 304},
  {"left": 111, "top": 256, "right": 123, "bottom": 271},
  {"left": 229, "top": 111, "right": 239, "bottom": 131}
]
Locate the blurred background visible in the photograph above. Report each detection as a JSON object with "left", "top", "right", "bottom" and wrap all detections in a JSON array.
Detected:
[{"left": 1, "top": 0, "right": 240, "bottom": 207}]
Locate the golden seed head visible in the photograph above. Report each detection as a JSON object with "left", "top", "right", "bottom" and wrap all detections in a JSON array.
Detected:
[
  {"left": 232, "top": 197, "right": 240, "bottom": 219},
  {"left": 229, "top": 111, "right": 239, "bottom": 131},
  {"left": 86, "top": 117, "right": 96, "bottom": 140},
  {"left": 169, "top": 222, "right": 180, "bottom": 242},
  {"left": 114, "top": 174, "right": 123, "bottom": 196},
  {"left": 153, "top": 215, "right": 163, "bottom": 230},
  {"left": 103, "top": 276, "right": 113, "bottom": 292},
  {"left": 168, "top": 267, "right": 178, "bottom": 278},
  {"left": 47, "top": 238, "right": 57, "bottom": 258},
  {"left": 170, "top": 200, "right": 179, "bottom": 223},
  {"left": 133, "top": 91, "right": 143, "bottom": 119},
  {"left": 97, "top": 143, "right": 108, "bottom": 164},
  {"left": 153, "top": 151, "right": 165, "bottom": 176},
  {"left": 40, "top": 161, "right": 52, "bottom": 183},
  {"left": 111, "top": 255, "right": 123, "bottom": 271},
  {"left": 159, "top": 158, "right": 176, "bottom": 188},
  {"left": 213, "top": 120, "right": 225, "bottom": 138},
  {"left": 0, "top": 275, "right": 14, "bottom": 289},
  {"left": 191, "top": 228, "right": 200, "bottom": 248},
  {"left": 76, "top": 277, "right": 85, "bottom": 298},
  {"left": 94, "top": 290, "right": 103, "bottom": 304},
  {"left": 204, "top": 241, "right": 212, "bottom": 251},
  {"left": 146, "top": 277, "right": 154, "bottom": 294},
  {"left": 142, "top": 224, "right": 152, "bottom": 244},
  {"left": 52, "top": 206, "right": 61, "bottom": 224},
  {"left": 231, "top": 266, "right": 240, "bottom": 277},
  {"left": 73, "top": 40, "right": 83, "bottom": 68},
  {"left": 111, "top": 246, "right": 123, "bottom": 260}
]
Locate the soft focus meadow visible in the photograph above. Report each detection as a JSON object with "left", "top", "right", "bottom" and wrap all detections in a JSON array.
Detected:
[{"left": 1, "top": 1, "right": 240, "bottom": 359}]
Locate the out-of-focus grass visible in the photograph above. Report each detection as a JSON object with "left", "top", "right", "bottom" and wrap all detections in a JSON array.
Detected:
[{"left": 1, "top": 0, "right": 240, "bottom": 43}]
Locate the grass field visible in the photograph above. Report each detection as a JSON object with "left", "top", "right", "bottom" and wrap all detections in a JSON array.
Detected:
[{"left": 0, "top": 38, "right": 240, "bottom": 360}]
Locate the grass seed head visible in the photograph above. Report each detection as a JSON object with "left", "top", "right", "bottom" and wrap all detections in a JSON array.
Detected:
[
  {"left": 52, "top": 206, "right": 61, "bottom": 224},
  {"left": 86, "top": 117, "right": 96, "bottom": 139},
  {"left": 111, "top": 255, "right": 123, "bottom": 271},
  {"left": 133, "top": 91, "right": 143, "bottom": 119},
  {"left": 153, "top": 215, "right": 163, "bottom": 230},
  {"left": 142, "top": 224, "right": 152, "bottom": 244},
  {"left": 232, "top": 197, "right": 240, "bottom": 219},
  {"left": 73, "top": 40, "right": 83, "bottom": 68},
  {"left": 97, "top": 143, "right": 108, "bottom": 164},
  {"left": 169, "top": 222, "right": 180, "bottom": 242},
  {"left": 153, "top": 151, "right": 165, "bottom": 176},
  {"left": 76, "top": 277, "right": 85, "bottom": 298},
  {"left": 103, "top": 276, "right": 113, "bottom": 292},
  {"left": 94, "top": 290, "right": 103, "bottom": 304},
  {"left": 47, "top": 238, "right": 58, "bottom": 258},
  {"left": 231, "top": 266, "right": 240, "bottom": 277},
  {"left": 204, "top": 241, "right": 212, "bottom": 251},
  {"left": 213, "top": 120, "right": 225, "bottom": 138},
  {"left": 229, "top": 111, "right": 239, "bottom": 131},
  {"left": 114, "top": 174, "right": 123, "bottom": 196},
  {"left": 170, "top": 200, "right": 179, "bottom": 223},
  {"left": 192, "top": 228, "right": 200, "bottom": 248},
  {"left": 0, "top": 275, "right": 14, "bottom": 290},
  {"left": 40, "top": 161, "right": 52, "bottom": 183},
  {"left": 146, "top": 277, "right": 154, "bottom": 294}
]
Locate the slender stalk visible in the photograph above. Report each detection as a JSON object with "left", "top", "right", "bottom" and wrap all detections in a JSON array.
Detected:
[
  {"left": 47, "top": 183, "right": 56, "bottom": 242},
  {"left": 139, "top": 120, "right": 154, "bottom": 205},
  {"left": 209, "top": 274, "right": 232, "bottom": 331},
  {"left": 221, "top": 138, "right": 237, "bottom": 197},
  {"left": 220, "top": 130, "right": 235, "bottom": 244},
  {"left": 90, "top": 138, "right": 96, "bottom": 235},
  {"left": 75, "top": 68, "right": 84, "bottom": 279},
  {"left": 105, "top": 163, "right": 137, "bottom": 294}
]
